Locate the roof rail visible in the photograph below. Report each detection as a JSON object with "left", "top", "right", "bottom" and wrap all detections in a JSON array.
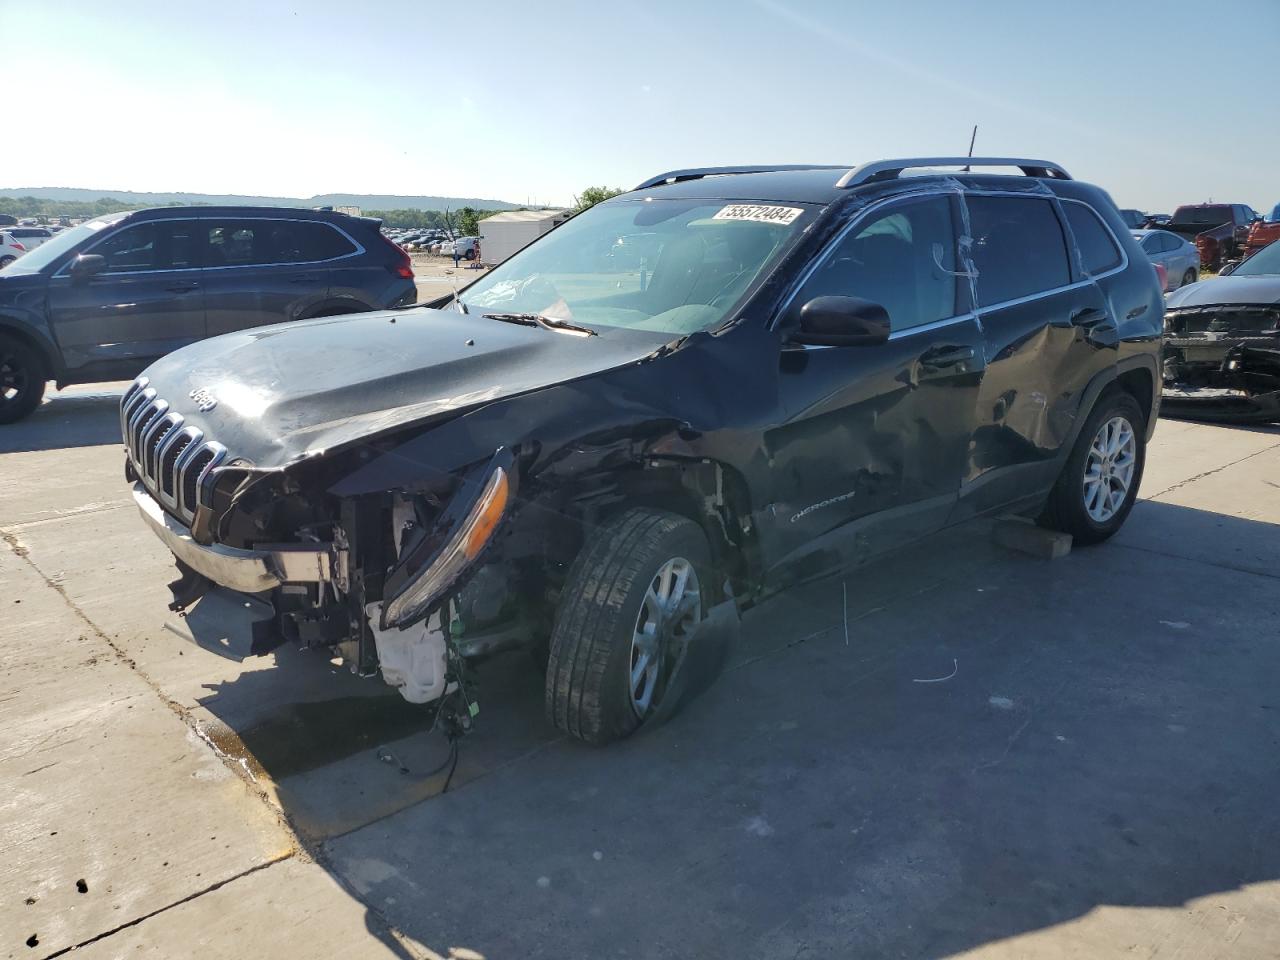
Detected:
[
  {"left": 836, "top": 157, "right": 1071, "bottom": 189},
  {"left": 634, "top": 164, "right": 846, "bottom": 192}
]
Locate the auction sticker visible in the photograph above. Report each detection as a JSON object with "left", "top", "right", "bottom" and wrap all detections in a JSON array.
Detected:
[{"left": 712, "top": 204, "right": 804, "bottom": 225}]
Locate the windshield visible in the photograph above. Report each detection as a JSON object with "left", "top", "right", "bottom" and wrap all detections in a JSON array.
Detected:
[
  {"left": 1171, "top": 206, "right": 1231, "bottom": 226},
  {"left": 1267, "top": 203, "right": 1280, "bottom": 223},
  {"left": 0, "top": 213, "right": 127, "bottom": 275},
  {"left": 1235, "top": 240, "right": 1280, "bottom": 276},
  {"left": 458, "top": 198, "right": 812, "bottom": 335}
]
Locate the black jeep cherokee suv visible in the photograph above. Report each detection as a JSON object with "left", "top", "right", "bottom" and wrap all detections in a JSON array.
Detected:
[
  {"left": 121, "top": 158, "right": 1162, "bottom": 744},
  {"left": 0, "top": 206, "right": 416, "bottom": 422}
]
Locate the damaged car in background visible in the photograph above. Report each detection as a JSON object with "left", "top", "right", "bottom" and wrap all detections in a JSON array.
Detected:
[
  {"left": 1163, "top": 238, "right": 1280, "bottom": 422},
  {"left": 122, "top": 157, "right": 1162, "bottom": 745}
]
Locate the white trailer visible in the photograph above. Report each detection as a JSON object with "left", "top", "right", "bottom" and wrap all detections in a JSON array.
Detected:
[{"left": 478, "top": 209, "right": 570, "bottom": 266}]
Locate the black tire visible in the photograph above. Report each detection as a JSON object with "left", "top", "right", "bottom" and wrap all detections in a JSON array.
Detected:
[
  {"left": 0, "top": 335, "right": 47, "bottom": 424},
  {"left": 1038, "top": 390, "right": 1146, "bottom": 545},
  {"left": 545, "top": 508, "right": 711, "bottom": 745},
  {"left": 0, "top": 256, "right": 15, "bottom": 268},
  {"left": 464, "top": 248, "right": 476, "bottom": 261},
  {"left": 1182, "top": 268, "right": 1198, "bottom": 289}
]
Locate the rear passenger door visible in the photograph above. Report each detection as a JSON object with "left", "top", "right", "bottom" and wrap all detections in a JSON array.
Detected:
[
  {"left": 956, "top": 194, "right": 1119, "bottom": 519},
  {"left": 201, "top": 218, "right": 352, "bottom": 335}
]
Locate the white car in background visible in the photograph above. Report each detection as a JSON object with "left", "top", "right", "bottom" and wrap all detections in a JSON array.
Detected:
[
  {"left": 0, "top": 232, "right": 31, "bottom": 268},
  {"left": 4, "top": 226, "right": 53, "bottom": 252},
  {"left": 1132, "top": 229, "right": 1200, "bottom": 291}
]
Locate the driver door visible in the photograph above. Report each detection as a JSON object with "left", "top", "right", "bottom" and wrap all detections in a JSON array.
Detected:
[
  {"left": 46, "top": 218, "right": 206, "bottom": 376},
  {"left": 761, "top": 194, "right": 985, "bottom": 573}
]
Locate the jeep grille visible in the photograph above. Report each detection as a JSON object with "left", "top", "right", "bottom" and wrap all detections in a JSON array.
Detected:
[{"left": 121, "top": 377, "right": 226, "bottom": 524}]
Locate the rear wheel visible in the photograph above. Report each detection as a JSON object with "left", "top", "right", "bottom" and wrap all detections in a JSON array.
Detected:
[
  {"left": 1181, "top": 268, "right": 1198, "bottom": 289},
  {"left": 1039, "top": 390, "right": 1146, "bottom": 544},
  {"left": 545, "top": 509, "right": 710, "bottom": 745},
  {"left": 0, "top": 335, "right": 47, "bottom": 424},
  {"left": 0, "top": 256, "right": 15, "bottom": 268}
]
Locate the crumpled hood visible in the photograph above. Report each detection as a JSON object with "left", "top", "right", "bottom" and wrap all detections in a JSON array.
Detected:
[
  {"left": 138, "top": 307, "right": 665, "bottom": 468},
  {"left": 1166, "top": 275, "right": 1280, "bottom": 308}
]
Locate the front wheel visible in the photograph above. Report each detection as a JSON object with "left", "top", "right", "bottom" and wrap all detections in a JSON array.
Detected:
[
  {"left": 545, "top": 509, "right": 710, "bottom": 745},
  {"left": 1038, "top": 390, "right": 1146, "bottom": 545},
  {"left": 0, "top": 335, "right": 47, "bottom": 424}
]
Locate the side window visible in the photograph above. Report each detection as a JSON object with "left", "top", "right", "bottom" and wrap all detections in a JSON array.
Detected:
[
  {"left": 966, "top": 196, "right": 1071, "bottom": 307},
  {"left": 289, "top": 221, "right": 358, "bottom": 261},
  {"left": 1063, "top": 203, "right": 1122, "bottom": 274},
  {"left": 204, "top": 221, "right": 260, "bottom": 267},
  {"left": 93, "top": 223, "right": 162, "bottom": 273},
  {"left": 202, "top": 219, "right": 357, "bottom": 266},
  {"left": 793, "top": 196, "right": 958, "bottom": 333},
  {"left": 1158, "top": 233, "right": 1179, "bottom": 253},
  {"left": 1141, "top": 235, "right": 1160, "bottom": 254}
]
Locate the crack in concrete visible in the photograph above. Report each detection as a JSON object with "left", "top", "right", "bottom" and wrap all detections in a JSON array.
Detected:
[
  {"left": 1111, "top": 539, "right": 1280, "bottom": 582},
  {"left": 1146, "top": 438, "right": 1280, "bottom": 499},
  {"left": 3, "top": 499, "right": 132, "bottom": 531},
  {"left": 39, "top": 856, "right": 289, "bottom": 960}
]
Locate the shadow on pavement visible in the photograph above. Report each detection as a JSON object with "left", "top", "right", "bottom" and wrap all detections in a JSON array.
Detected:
[
  {"left": 171, "top": 497, "right": 1280, "bottom": 958},
  {"left": 0, "top": 385, "right": 125, "bottom": 454}
]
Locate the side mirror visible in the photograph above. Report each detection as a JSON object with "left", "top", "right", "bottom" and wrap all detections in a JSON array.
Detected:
[
  {"left": 1219, "top": 261, "right": 1238, "bottom": 277},
  {"left": 790, "top": 296, "right": 891, "bottom": 347},
  {"left": 69, "top": 254, "right": 106, "bottom": 283}
]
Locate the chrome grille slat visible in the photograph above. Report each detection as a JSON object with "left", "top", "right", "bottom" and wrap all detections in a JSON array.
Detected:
[
  {"left": 145, "top": 412, "right": 182, "bottom": 480},
  {"left": 120, "top": 377, "right": 229, "bottom": 526}
]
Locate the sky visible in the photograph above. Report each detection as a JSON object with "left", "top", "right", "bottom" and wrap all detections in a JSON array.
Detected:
[{"left": 2, "top": 0, "right": 1276, "bottom": 212}]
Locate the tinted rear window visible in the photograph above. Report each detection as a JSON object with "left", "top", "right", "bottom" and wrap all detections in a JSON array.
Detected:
[
  {"left": 1064, "top": 203, "right": 1122, "bottom": 274},
  {"left": 966, "top": 196, "right": 1071, "bottom": 307},
  {"left": 1172, "top": 206, "right": 1231, "bottom": 226}
]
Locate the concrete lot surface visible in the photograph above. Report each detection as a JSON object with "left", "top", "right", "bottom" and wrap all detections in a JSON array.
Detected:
[{"left": 2, "top": 385, "right": 1278, "bottom": 959}]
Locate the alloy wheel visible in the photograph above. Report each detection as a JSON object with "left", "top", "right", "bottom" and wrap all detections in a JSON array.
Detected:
[
  {"left": 629, "top": 557, "right": 701, "bottom": 717},
  {"left": 1083, "top": 416, "right": 1136, "bottom": 523}
]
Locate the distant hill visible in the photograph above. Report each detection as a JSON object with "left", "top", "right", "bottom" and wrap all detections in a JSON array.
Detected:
[{"left": 0, "top": 187, "right": 520, "bottom": 212}]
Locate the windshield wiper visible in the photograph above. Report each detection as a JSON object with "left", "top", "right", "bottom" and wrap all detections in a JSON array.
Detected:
[{"left": 481, "top": 312, "right": 597, "bottom": 337}]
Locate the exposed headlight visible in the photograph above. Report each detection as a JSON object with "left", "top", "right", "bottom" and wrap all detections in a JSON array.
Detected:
[{"left": 381, "top": 465, "right": 511, "bottom": 629}]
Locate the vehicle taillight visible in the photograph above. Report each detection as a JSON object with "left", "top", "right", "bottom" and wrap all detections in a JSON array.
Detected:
[
  {"left": 11, "top": 241, "right": 25, "bottom": 251},
  {"left": 1154, "top": 262, "right": 1167, "bottom": 292},
  {"left": 379, "top": 233, "right": 414, "bottom": 279}
]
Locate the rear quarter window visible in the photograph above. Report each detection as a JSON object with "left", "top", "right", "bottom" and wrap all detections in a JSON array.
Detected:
[
  {"left": 966, "top": 195, "right": 1071, "bottom": 307},
  {"left": 1063, "top": 203, "right": 1123, "bottom": 275}
]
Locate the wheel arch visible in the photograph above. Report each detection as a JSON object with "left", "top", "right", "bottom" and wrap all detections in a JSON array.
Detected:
[
  {"left": 0, "top": 317, "right": 59, "bottom": 381},
  {"left": 1058, "top": 355, "right": 1160, "bottom": 468},
  {"left": 521, "top": 455, "right": 762, "bottom": 607}
]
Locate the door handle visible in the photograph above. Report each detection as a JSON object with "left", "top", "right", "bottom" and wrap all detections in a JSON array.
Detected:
[
  {"left": 1070, "top": 307, "right": 1109, "bottom": 328},
  {"left": 919, "top": 345, "right": 975, "bottom": 370}
]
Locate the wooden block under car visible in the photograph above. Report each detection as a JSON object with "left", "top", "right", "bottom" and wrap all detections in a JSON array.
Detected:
[{"left": 992, "top": 516, "right": 1073, "bottom": 560}]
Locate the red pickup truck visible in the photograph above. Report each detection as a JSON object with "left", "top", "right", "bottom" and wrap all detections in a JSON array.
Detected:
[
  {"left": 1165, "top": 203, "right": 1260, "bottom": 271},
  {"left": 1244, "top": 204, "right": 1280, "bottom": 258}
]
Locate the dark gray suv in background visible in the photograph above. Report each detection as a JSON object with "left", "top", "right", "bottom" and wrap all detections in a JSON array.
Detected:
[{"left": 0, "top": 206, "right": 417, "bottom": 422}]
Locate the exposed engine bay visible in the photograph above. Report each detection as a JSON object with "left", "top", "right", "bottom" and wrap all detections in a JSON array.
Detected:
[{"left": 1162, "top": 304, "right": 1280, "bottom": 422}]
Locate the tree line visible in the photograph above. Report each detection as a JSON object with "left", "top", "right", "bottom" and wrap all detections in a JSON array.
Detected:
[{"left": 1, "top": 185, "right": 627, "bottom": 229}]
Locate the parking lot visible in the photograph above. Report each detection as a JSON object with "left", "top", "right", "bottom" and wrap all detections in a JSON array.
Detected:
[{"left": 0, "top": 386, "right": 1275, "bottom": 959}]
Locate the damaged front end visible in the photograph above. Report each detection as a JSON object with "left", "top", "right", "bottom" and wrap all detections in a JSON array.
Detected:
[
  {"left": 1162, "top": 304, "right": 1280, "bottom": 422},
  {"left": 124, "top": 376, "right": 529, "bottom": 721}
]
